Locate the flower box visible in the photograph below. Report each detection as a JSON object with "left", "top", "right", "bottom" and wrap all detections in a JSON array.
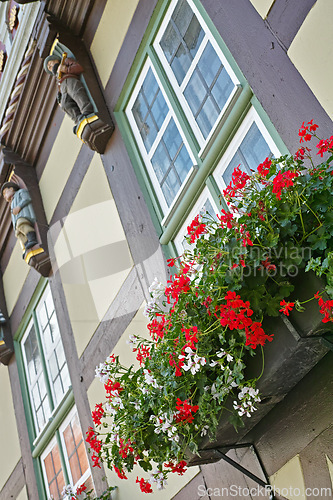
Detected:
[{"left": 187, "top": 271, "right": 332, "bottom": 466}]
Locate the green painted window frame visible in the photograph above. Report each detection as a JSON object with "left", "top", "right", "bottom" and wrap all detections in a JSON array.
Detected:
[
  {"left": 114, "top": 0, "right": 288, "bottom": 258},
  {"left": 14, "top": 278, "right": 75, "bottom": 500}
]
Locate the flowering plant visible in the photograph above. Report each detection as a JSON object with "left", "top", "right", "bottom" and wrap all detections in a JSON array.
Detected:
[
  {"left": 61, "top": 482, "right": 116, "bottom": 500},
  {"left": 87, "top": 122, "right": 333, "bottom": 493}
]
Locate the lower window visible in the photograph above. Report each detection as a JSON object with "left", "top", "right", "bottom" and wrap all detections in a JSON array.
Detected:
[{"left": 41, "top": 407, "right": 93, "bottom": 499}]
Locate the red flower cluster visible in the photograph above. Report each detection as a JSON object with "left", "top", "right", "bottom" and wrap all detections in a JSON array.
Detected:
[
  {"left": 232, "top": 165, "right": 251, "bottom": 189},
  {"left": 133, "top": 344, "right": 151, "bottom": 365},
  {"left": 315, "top": 292, "right": 333, "bottom": 323},
  {"left": 104, "top": 379, "right": 123, "bottom": 398},
  {"left": 164, "top": 460, "right": 187, "bottom": 475},
  {"left": 174, "top": 398, "right": 199, "bottom": 424},
  {"left": 114, "top": 466, "right": 128, "bottom": 480},
  {"left": 223, "top": 165, "right": 250, "bottom": 202},
  {"left": 259, "top": 258, "right": 277, "bottom": 273},
  {"left": 92, "top": 403, "right": 104, "bottom": 426},
  {"left": 298, "top": 120, "right": 318, "bottom": 143},
  {"left": 118, "top": 438, "right": 134, "bottom": 459},
  {"left": 218, "top": 209, "right": 234, "bottom": 229},
  {"left": 181, "top": 325, "right": 199, "bottom": 352},
  {"left": 76, "top": 483, "right": 87, "bottom": 495},
  {"left": 257, "top": 157, "right": 272, "bottom": 177},
  {"left": 316, "top": 136, "right": 333, "bottom": 157},
  {"left": 165, "top": 269, "right": 191, "bottom": 305},
  {"left": 242, "top": 230, "right": 253, "bottom": 247},
  {"left": 272, "top": 170, "right": 299, "bottom": 200},
  {"left": 279, "top": 300, "right": 294, "bottom": 316},
  {"left": 148, "top": 314, "right": 169, "bottom": 340},
  {"left": 215, "top": 291, "right": 273, "bottom": 349},
  {"left": 169, "top": 353, "right": 184, "bottom": 377},
  {"left": 86, "top": 427, "right": 102, "bottom": 454},
  {"left": 187, "top": 215, "right": 206, "bottom": 243},
  {"left": 136, "top": 477, "right": 153, "bottom": 493}
]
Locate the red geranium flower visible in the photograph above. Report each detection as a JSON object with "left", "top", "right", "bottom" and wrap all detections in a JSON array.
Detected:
[{"left": 279, "top": 300, "right": 295, "bottom": 316}]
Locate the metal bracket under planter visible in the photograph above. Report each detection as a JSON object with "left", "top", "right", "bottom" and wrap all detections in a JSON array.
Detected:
[{"left": 188, "top": 445, "right": 274, "bottom": 499}]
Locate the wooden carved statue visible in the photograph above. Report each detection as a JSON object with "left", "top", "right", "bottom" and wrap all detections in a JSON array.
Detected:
[
  {"left": 0, "top": 173, "right": 50, "bottom": 276},
  {"left": 43, "top": 40, "right": 114, "bottom": 153}
]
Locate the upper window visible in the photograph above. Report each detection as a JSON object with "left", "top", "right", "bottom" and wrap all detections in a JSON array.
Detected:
[
  {"left": 127, "top": 62, "right": 196, "bottom": 214},
  {"left": 125, "top": 0, "right": 239, "bottom": 216},
  {"left": 154, "top": 0, "right": 239, "bottom": 145},
  {"left": 21, "top": 284, "right": 71, "bottom": 435}
]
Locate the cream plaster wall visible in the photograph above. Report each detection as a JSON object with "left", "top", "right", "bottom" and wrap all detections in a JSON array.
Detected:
[
  {"left": 53, "top": 155, "right": 133, "bottom": 356},
  {"left": 16, "top": 486, "right": 28, "bottom": 500},
  {"left": 39, "top": 116, "right": 82, "bottom": 222},
  {"left": 288, "top": 0, "right": 333, "bottom": 120},
  {"left": 270, "top": 455, "right": 306, "bottom": 500},
  {"left": 87, "top": 305, "right": 200, "bottom": 500},
  {"left": 249, "top": 0, "right": 275, "bottom": 18},
  {"left": 3, "top": 241, "right": 30, "bottom": 316},
  {"left": 0, "top": 365, "right": 21, "bottom": 491},
  {"left": 90, "top": 0, "right": 139, "bottom": 87}
]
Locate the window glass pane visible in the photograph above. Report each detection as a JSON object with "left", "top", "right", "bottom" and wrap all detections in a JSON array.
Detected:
[
  {"left": 132, "top": 68, "right": 168, "bottom": 153},
  {"left": 23, "top": 324, "right": 41, "bottom": 383},
  {"left": 37, "top": 287, "right": 71, "bottom": 405},
  {"left": 222, "top": 122, "right": 271, "bottom": 186},
  {"left": 184, "top": 41, "right": 234, "bottom": 139},
  {"left": 151, "top": 118, "right": 192, "bottom": 207},
  {"left": 43, "top": 442, "right": 65, "bottom": 500},
  {"left": 63, "top": 413, "right": 89, "bottom": 486},
  {"left": 160, "top": 0, "right": 204, "bottom": 85}
]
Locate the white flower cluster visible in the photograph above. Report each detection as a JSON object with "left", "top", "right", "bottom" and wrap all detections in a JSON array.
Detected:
[
  {"left": 150, "top": 413, "right": 179, "bottom": 442},
  {"left": 126, "top": 334, "right": 139, "bottom": 348},
  {"left": 95, "top": 356, "right": 114, "bottom": 384},
  {"left": 143, "top": 277, "right": 165, "bottom": 318},
  {"left": 61, "top": 485, "right": 74, "bottom": 498},
  {"left": 103, "top": 421, "right": 120, "bottom": 445},
  {"left": 143, "top": 369, "right": 160, "bottom": 389},
  {"left": 209, "top": 350, "right": 234, "bottom": 368},
  {"left": 233, "top": 386, "right": 261, "bottom": 417},
  {"left": 178, "top": 347, "right": 206, "bottom": 375},
  {"left": 149, "top": 470, "right": 168, "bottom": 490}
]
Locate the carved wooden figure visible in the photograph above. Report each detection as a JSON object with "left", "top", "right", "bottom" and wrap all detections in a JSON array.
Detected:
[
  {"left": 44, "top": 39, "right": 114, "bottom": 153},
  {"left": 0, "top": 173, "right": 50, "bottom": 276}
]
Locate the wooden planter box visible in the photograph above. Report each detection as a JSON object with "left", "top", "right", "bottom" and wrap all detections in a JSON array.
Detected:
[{"left": 187, "top": 270, "right": 332, "bottom": 466}]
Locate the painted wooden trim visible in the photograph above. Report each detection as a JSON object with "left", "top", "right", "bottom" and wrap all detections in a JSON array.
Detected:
[
  {"left": 0, "top": 459, "right": 25, "bottom": 500},
  {"left": 265, "top": 0, "right": 317, "bottom": 50},
  {"left": 31, "top": 389, "right": 75, "bottom": 458}
]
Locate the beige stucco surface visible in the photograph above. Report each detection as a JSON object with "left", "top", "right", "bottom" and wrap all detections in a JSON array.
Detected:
[
  {"left": 0, "top": 365, "right": 21, "bottom": 491},
  {"left": 53, "top": 155, "right": 133, "bottom": 356},
  {"left": 16, "top": 486, "right": 28, "bottom": 500},
  {"left": 3, "top": 241, "right": 30, "bottom": 316},
  {"left": 270, "top": 455, "right": 306, "bottom": 500},
  {"left": 39, "top": 116, "right": 82, "bottom": 222},
  {"left": 87, "top": 305, "right": 200, "bottom": 499},
  {"left": 90, "top": 0, "right": 139, "bottom": 87},
  {"left": 288, "top": 0, "right": 333, "bottom": 120},
  {"left": 249, "top": 0, "right": 275, "bottom": 18}
]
